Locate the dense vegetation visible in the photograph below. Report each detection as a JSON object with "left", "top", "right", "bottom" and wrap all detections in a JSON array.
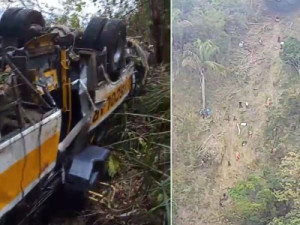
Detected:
[
  {"left": 173, "top": 0, "right": 300, "bottom": 225},
  {"left": 92, "top": 65, "right": 170, "bottom": 225},
  {"left": 0, "top": 0, "right": 170, "bottom": 224}
]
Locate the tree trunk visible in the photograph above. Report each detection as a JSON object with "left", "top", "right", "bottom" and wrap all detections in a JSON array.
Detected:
[
  {"left": 200, "top": 69, "right": 206, "bottom": 110},
  {"left": 149, "top": 0, "right": 170, "bottom": 64},
  {"left": 150, "top": 0, "right": 163, "bottom": 64},
  {"left": 163, "top": 0, "right": 170, "bottom": 64}
]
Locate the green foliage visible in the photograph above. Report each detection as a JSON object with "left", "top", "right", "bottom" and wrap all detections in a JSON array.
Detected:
[
  {"left": 269, "top": 211, "right": 300, "bottom": 225},
  {"left": 198, "top": 6, "right": 226, "bottom": 39},
  {"left": 281, "top": 37, "right": 300, "bottom": 61},
  {"left": 229, "top": 152, "right": 300, "bottom": 225},
  {"left": 70, "top": 13, "right": 80, "bottom": 29},
  {"left": 172, "top": 8, "right": 182, "bottom": 22},
  {"left": 281, "top": 37, "right": 300, "bottom": 73},
  {"left": 275, "top": 153, "right": 300, "bottom": 207},
  {"left": 230, "top": 175, "right": 277, "bottom": 225},
  {"left": 127, "top": 1, "right": 151, "bottom": 43},
  {"left": 103, "top": 65, "right": 170, "bottom": 224},
  {"left": 182, "top": 39, "right": 225, "bottom": 74},
  {"left": 260, "top": 70, "right": 300, "bottom": 224},
  {"left": 172, "top": 0, "right": 254, "bottom": 59},
  {"left": 265, "top": 77, "right": 300, "bottom": 150},
  {"left": 137, "top": 67, "right": 170, "bottom": 119},
  {"left": 108, "top": 154, "right": 122, "bottom": 177}
]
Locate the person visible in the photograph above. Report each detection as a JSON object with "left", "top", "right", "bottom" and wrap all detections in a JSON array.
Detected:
[
  {"left": 219, "top": 193, "right": 229, "bottom": 207},
  {"left": 206, "top": 108, "right": 211, "bottom": 117},
  {"left": 239, "top": 101, "right": 243, "bottom": 108},
  {"left": 236, "top": 152, "right": 240, "bottom": 161},
  {"left": 278, "top": 36, "right": 281, "bottom": 43},
  {"left": 239, "top": 41, "right": 244, "bottom": 48},
  {"left": 266, "top": 97, "right": 272, "bottom": 107},
  {"left": 248, "top": 130, "right": 253, "bottom": 138},
  {"left": 280, "top": 41, "right": 284, "bottom": 50},
  {"left": 200, "top": 109, "right": 205, "bottom": 119},
  {"left": 200, "top": 108, "right": 211, "bottom": 118},
  {"left": 245, "top": 102, "right": 249, "bottom": 108}
]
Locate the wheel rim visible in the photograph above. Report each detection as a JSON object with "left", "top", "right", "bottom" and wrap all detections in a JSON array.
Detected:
[
  {"left": 113, "top": 32, "right": 123, "bottom": 64},
  {"left": 113, "top": 49, "right": 122, "bottom": 63}
]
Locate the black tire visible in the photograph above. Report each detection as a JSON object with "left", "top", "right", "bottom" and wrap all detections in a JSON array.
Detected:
[
  {"left": 0, "top": 8, "right": 44, "bottom": 43},
  {"left": 80, "top": 17, "right": 108, "bottom": 49},
  {"left": 98, "top": 19, "right": 127, "bottom": 78},
  {"left": 0, "top": 8, "right": 23, "bottom": 37},
  {"left": 14, "top": 9, "right": 45, "bottom": 40}
]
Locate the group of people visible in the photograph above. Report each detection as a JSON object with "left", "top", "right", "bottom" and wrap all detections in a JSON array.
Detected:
[{"left": 200, "top": 108, "right": 211, "bottom": 118}]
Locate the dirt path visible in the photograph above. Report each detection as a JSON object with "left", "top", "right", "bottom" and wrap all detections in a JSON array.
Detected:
[
  {"left": 173, "top": 14, "right": 287, "bottom": 225},
  {"left": 217, "top": 18, "right": 282, "bottom": 191},
  {"left": 204, "top": 18, "right": 285, "bottom": 224}
]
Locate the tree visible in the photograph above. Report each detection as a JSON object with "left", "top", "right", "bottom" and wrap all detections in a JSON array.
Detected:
[
  {"left": 229, "top": 175, "right": 277, "bottom": 225},
  {"left": 149, "top": 0, "right": 170, "bottom": 64},
  {"left": 268, "top": 210, "right": 300, "bottom": 225},
  {"left": 182, "top": 39, "right": 224, "bottom": 115},
  {"left": 281, "top": 37, "right": 300, "bottom": 75}
]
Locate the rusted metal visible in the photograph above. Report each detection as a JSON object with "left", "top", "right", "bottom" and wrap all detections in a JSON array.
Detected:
[{"left": 24, "top": 33, "right": 57, "bottom": 49}]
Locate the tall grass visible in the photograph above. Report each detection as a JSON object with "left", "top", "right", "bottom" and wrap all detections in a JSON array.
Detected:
[{"left": 87, "top": 65, "right": 170, "bottom": 225}]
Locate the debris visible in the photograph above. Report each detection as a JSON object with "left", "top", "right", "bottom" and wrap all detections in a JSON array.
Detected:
[
  {"left": 266, "top": 97, "right": 272, "bottom": 107},
  {"left": 4, "top": 65, "right": 11, "bottom": 73},
  {"left": 258, "top": 38, "right": 264, "bottom": 46},
  {"left": 280, "top": 41, "right": 284, "bottom": 49},
  {"left": 237, "top": 123, "right": 241, "bottom": 136},
  {"left": 239, "top": 101, "right": 243, "bottom": 108},
  {"left": 148, "top": 44, "right": 154, "bottom": 51},
  {"left": 228, "top": 161, "right": 231, "bottom": 166},
  {"left": 219, "top": 193, "right": 229, "bottom": 207},
  {"left": 248, "top": 130, "right": 253, "bottom": 138},
  {"left": 242, "top": 141, "right": 247, "bottom": 146},
  {"left": 0, "top": 84, "right": 9, "bottom": 96},
  {"left": 278, "top": 36, "right": 281, "bottom": 43},
  {"left": 240, "top": 122, "right": 247, "bottom": 126},
  {"left": 239, "top": 41, "right": 244, "bottom": 48},
  {"left": 239, "top": 101, "right": 249, "bottom": 109},
  {"left": 200, "top": 159, "right": 205, "bottom": 169},
  {"left": 236, "top": 152, "right": 241, "bottom": 161},
  {"left": 222, "top": 193, "right": 228, "bottom": 201}
]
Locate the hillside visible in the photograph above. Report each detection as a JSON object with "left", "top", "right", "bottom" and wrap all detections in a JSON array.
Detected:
[{"left": 173, "top": 0, "right": 300, "bottom": 224}]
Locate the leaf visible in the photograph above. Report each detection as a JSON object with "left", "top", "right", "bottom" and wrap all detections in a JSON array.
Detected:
[
  {"left": 182, "top": 57, "right": 197, "bottom": 70},
  {"left": 108, "top": 154, "right": 122, "bottom": 178}
]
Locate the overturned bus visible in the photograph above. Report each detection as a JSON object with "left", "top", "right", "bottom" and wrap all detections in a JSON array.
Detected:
[{"left": 0, "top": 8, "right": 148, "bottom": 225}]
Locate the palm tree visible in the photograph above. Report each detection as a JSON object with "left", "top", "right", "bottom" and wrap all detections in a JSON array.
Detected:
[{"left": 182, "top": 39, "right": 225, "bottom": 117}]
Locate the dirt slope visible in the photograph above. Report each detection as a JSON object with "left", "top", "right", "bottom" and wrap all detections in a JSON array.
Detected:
[{"left": 173, "top": 12, "right": 289, "bottom": 225}]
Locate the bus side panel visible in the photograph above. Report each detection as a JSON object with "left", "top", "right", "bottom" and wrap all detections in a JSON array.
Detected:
[
  {"left": 89, "top": 75, "right": 132, "bottom": 131},
  {"left": 0, "top": 110, "right": 61, "bottom": 218}
]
